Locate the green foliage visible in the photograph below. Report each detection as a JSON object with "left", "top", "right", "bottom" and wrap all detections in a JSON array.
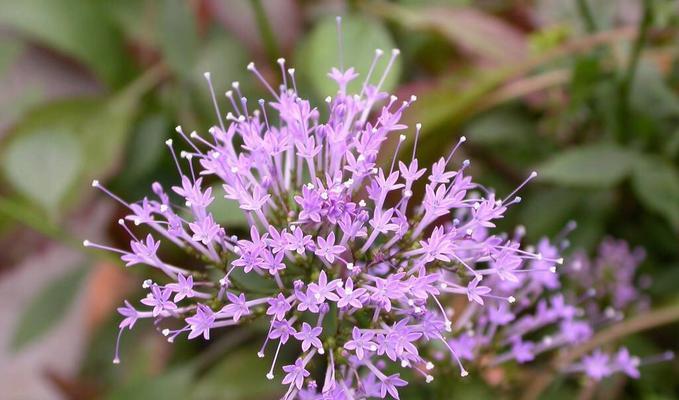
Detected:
[
  {"left": 160, "top": 0, "right": 199, "bottom": 79},
  {"left": 0, "top": 0, "right": 128, "bottom": 85},
  {"left": 536, "top": 144, "right": 636, "bottom": 188},
  {"left": 11, "top": 264, "right": 89, "bottom": 351},
  {"left": 632, "top": 156, "right": 679, "bottom": 229},
  {"left": 191, "top": 346, "right": 283, "bottom": 399},
  {"left": 2, "top": 130, "right": 83, "bottom": 213}
]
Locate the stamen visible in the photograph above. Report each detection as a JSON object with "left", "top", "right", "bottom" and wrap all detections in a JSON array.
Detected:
[
  {"left": 203, "top": 72, "right": 226, "bottom": 134},
  {"left": 225, "top": 90, "right": 242, "bottom": 116},
  {"left": 277, "top": 58, "right": 287, "bottom": 89},
  {"left": 258, "top": 99, "right": 271, "bottom": 131},
  {"left": 91, "top": 181, "right": 130, "bottom": 208},
  {"left": 445, "top": 136, "right": 467, "bottom": 165},
  {"left": 288, "top": 68, "right": 298, "bottom": 94},
  {"left": 266, "top": 340, "right": 284, "bottom": 380},
  {"left": 174, "top": 125, "right": 202, "bottom": 154},
  {"left": 503, "top": 171, "right": 537, "bottom": 204},
  {"left": 83, "top": 240, "right": 127, "bottom": 255},
  {"left": 389, "top": 134, "right": 406, "bottom": 175},
  {"left": 375, "top": 49, "right": 400, "bottom": 94},
  {"left": 360, "top": 49, "right": 384, "bottom": 97},
  {"left": 411, "top": 123, "right": 421, "bottom": 162},
  {"left": 118, "top": 219, "right": 139, "bottom": 241},
  {"left": 247, "top": 62, "right": 279, "bottom": 99},
  {"left": 336, "top": 16, "right": 344, "bottom": 72},
  {"left": 165, "top": 138, "right": 184, "bottom": 176},
  {"left": 113, "top": 327, "right": 125, "bottom": 364}
]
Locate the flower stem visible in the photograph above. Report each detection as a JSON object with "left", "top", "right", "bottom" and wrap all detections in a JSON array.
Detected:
[
  {"left": 250, "top": 0, "right": 280, "bottom": 62},
  {"left": 521, "top": 302, "right": 679, "bottom": 400}
]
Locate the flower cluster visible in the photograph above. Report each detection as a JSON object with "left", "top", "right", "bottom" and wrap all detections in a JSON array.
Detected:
[
  {"left": 451, "top": 234, "right": 673, "bottom": 383},
  {"left": 83, "top": 19, "right": 636, "bottom": 400}
]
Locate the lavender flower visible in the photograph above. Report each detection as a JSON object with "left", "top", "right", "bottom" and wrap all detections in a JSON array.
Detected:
[{"left": 86, "top": 17, "right": 568, "bottom": 399}]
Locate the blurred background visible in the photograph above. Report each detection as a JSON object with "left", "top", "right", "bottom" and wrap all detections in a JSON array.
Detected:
[{"left": 0, "top": 0, "right": 677, "bottom": 399}]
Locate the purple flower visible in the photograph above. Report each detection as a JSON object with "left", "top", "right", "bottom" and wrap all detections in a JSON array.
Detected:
[
  {"left": 270, "top": 320, "right": 296, "bottom": 344},
  {"left": 284, "top": 226, "right": 312, "bottom": 255},
  {"left": 466, "top": 277, "right": 491, "bottom": 305},
  {"left": 140, "top": 285, "right": 177, "bottom": 317},
  {"left": 314, "top": 232, "right": 345, "bottom": 263},
  {"left": 293, "top": 322, "right": 323, "bottom": 352},
  {"left": 614, "top": 348, "right": 640, "bottom": 379},
  {"left": 186, "top": 304, "right": 215, "bottom": 340},
  {"left": 117, "top": 300, "right": 139, "bottom": 329},
  {"left": 336, "top": 278, "right": 367, "bottom": 309},
  {"left": 344, "top": 327, "right": 377, "bottom": 360},
  {"left": 166, "top": 274, "right": 194, "bottom": 302},
  {"left": 222, "top": 292, "right": 249, "bottom": 322},
  {"left": 282, "top": 358, "right": 310, "bottom": 390},
  {"left": 91, "top": 20, "right": 665, "bottom": 396},
  {"left": 308, "top": 271, "right": 341, "bottom": 303},
  {"left": 379, "top": 373, "right": 407, "bottom": 400},
  {"left": 582, "top": 350, "right": 612, "bottom": 380},
  {"left": 266, "top": 294, "right": 291, "bottom": 321}
]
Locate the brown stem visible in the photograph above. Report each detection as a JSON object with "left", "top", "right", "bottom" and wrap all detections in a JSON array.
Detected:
[{"left": 521, "top": 303, "right": 679, "bottom": 400}]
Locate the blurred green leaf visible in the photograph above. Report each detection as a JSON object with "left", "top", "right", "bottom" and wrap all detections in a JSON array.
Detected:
[
  {"left": 631, "top": 62, "right": 679, "bottom": 119},
  {"left": 191, "top": 346, "right": 282, "bottom": 400},
  {"left": 207, "top": 185, "right": 249, "bottom": 229},
  {"left": 108, "top": 366, "right": 194, "bottom": 400},
  {"left": 298, "top": 15, "right": 400, "bottom": 98},
  {"left": 1, "top": 66, "right": 160, "bottom": 215},
  {"left": 0, "top": 36, "right": 23, "bottom": 75},
  {"left": 536, "top": 144, "right": 636, "bottom": 187},
  {"left": 2, "top": 130, "right": 83, "bottom": 213},
  {"left": 106, "top": 0, "right": 159, "bottom": 47},
  {"left": 117, "top": 114, "right": 169, "bottom": 184},
  {"left": 160, "top": 0, "right": 198, "bottom": 79},
  {"left": 632, "top": 156, "right": 679, "bottom": 229},
  {"left": 11, "top": 264, "right": 88, "bottom": 351},
  {"left": 230, "top": 268, "right": 276, "bottom": 294},
  {"left": 465, "top": 108, "right": 534, "bottom": 145},
  {"left": 0, "top": 0, "right": 127, "bottom": 85}
]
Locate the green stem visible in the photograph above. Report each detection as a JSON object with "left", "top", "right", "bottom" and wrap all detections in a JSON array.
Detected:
[
  {"left": 250, "top": 0, "right": 280, "bottom": 63},
  {"left": 617, "top": 0, "right": 653, "bottom": 142},
  {"left": 576, "top": 0, "right": 597, "bottom": 33}
]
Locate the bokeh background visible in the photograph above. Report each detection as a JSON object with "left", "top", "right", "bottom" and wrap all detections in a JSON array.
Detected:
[{"left": 0, "top": 0, "right": 677, "bottom": 399}]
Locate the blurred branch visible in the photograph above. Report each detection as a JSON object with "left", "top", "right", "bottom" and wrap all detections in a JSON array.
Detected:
[
  {"left": 478, "top": 69, "right": 571, "bottom": 110},
  {"left": 522, "top": 302, "right": 679, "bottom": 400}
]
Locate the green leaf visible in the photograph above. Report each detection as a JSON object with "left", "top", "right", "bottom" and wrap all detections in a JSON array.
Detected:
[
  {"left": 536, "top": 144, "right": 636, "bottom": 187},
  {"left": 298, "top": 15, "right": 400, "bottom": 98},
  {"left": 108, "top": 366, "right": 194, "bottom": 400},
  {"left": 631, "top": 156, "right": 679, "bottom": 229},
  {"left": 0, "top": 0, "right": 127, "bottom": 85},
  {"left": 631, "top": 62, "right": 679, "bottom": 119},
  {"left": 1, "top": 68, "right": 157, "bottom": 215},
  {"left": 465, "top": 108, "right": 534, "bottom": 145},
  {"left": 116, "top": 114, "right": 169, "bottom": 184},
  {"left": 160, "top": 0, "right": 198, "bottom": 79},
  {"left": 191, "top": 346, "right": 282, "bottom": 400},
  {"left": 2, "top": 130, "right": 83, "bottom": 213},
  {"left": 11, "top": 264, "right": 89, "bottom": 351}
]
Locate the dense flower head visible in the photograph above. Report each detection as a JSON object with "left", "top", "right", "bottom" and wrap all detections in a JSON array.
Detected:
[{"left": 84, "top": 18, "right": 666, "bottom": 399}]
